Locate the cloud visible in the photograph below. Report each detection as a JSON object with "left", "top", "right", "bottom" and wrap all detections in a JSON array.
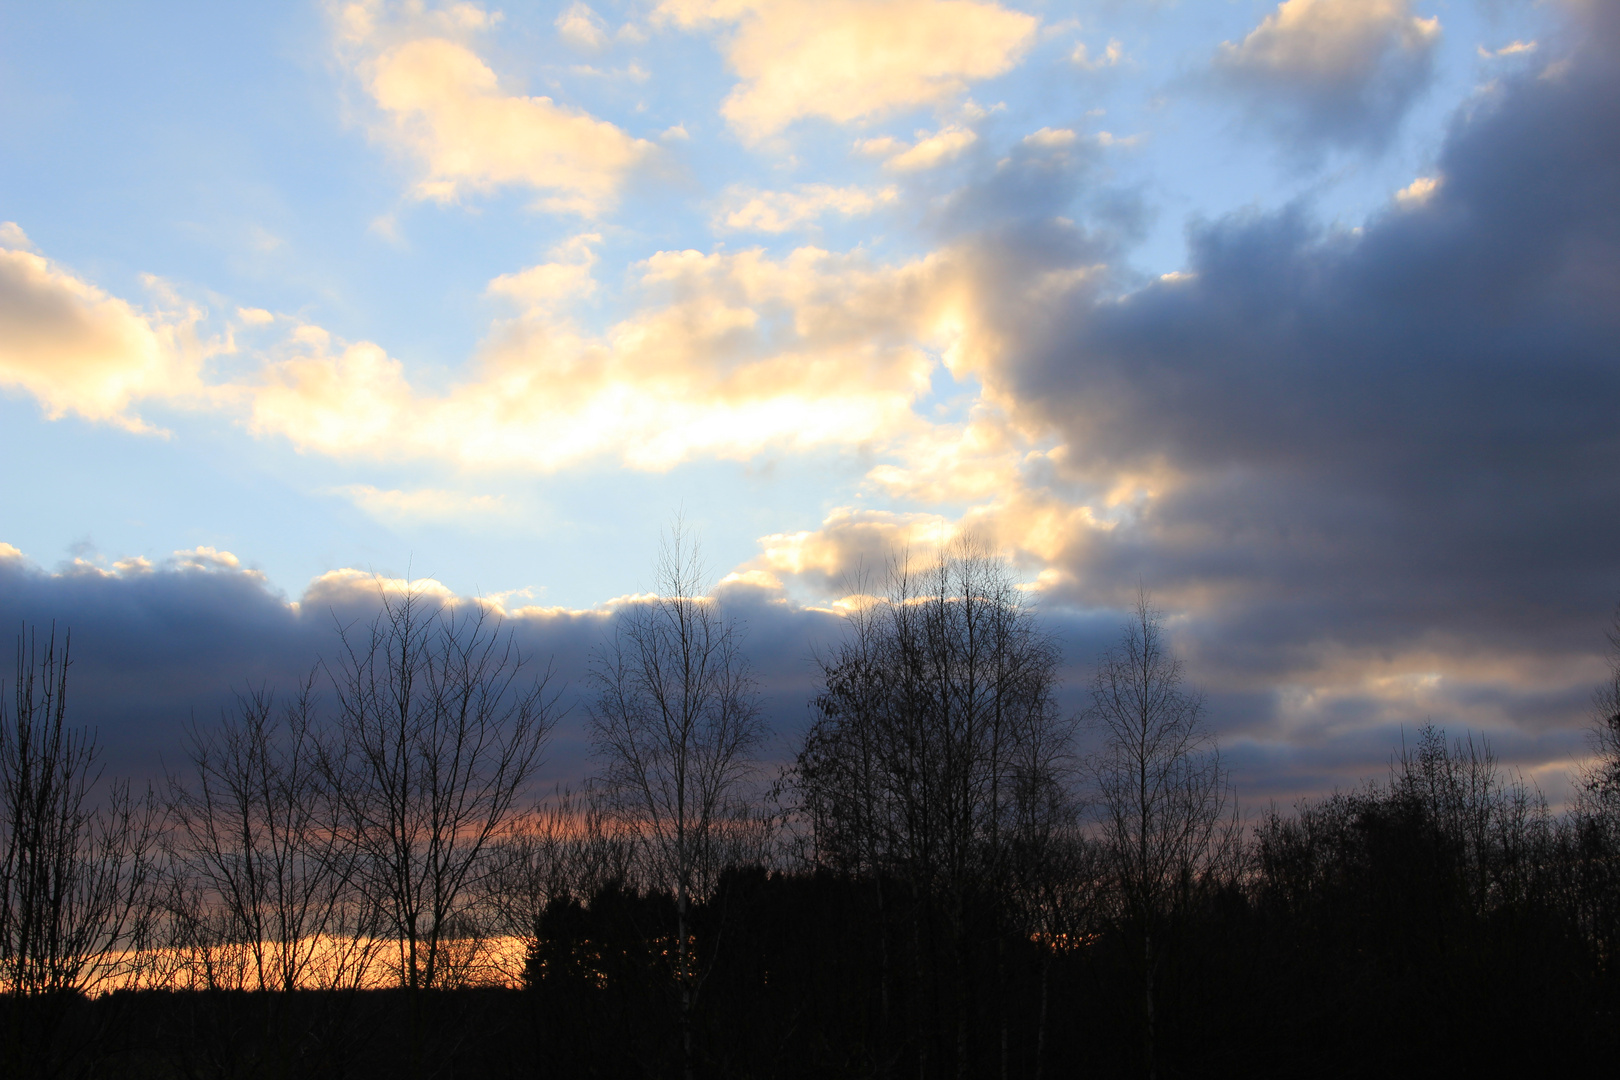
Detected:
[
  {"left": 0, "top": 224, "right": 1020, "bottom": 478},
  {"left": 0, "top": 222, "right": 35, "bottom": 251},
  {"left": 1394, "top": 174, "right": 1439, "bottom": 207},
  {"left": 169, "top": 546, "right": 254, "bottom": 575},
  {"left": 657, "top": 0, "right": 1037, "bottom": 140},
  {"left": 749, "top": 506, "right": 960, "bottom": 599},
  {"left": 935, "top": 4, "right": 1620, "bottom": 758},
  {"left": 555, "top": 2, "right": 609, "bottom": 51},
  {"left": 1071, "top": 37, "right": 1123, "bottom": 71},
  {"left": 933, "top": 125, "right": 1108, "bottom": 231},
  {"left": 1211, "top": 0, "right": 1441, "bottom": 154},
  {"left": 341, "top": 6, "right": 654, "bottom": 214},
  {"left": 0, "top": 228, "right": 211, "bottom": 432},
  {"left": 243, "top": 243, "right": 1003, "bottom": 470},
  {"left": 882, "top": 123, "right": 979, "bottom": 171},
  {"left": 693, "top": 2, "right": 1620, "bottom": 798},
  {"left": 486, "top": 232, "right": 601, "bottom": 310},
  {"left": 718, "top": 184, "right": 898, "bottom": 233},
  {"left": 0, "top": 539, "right": 840, "bottom": 785},
  {"left": 1479, "top": 40, "right": 1536, "bottom": 60}
]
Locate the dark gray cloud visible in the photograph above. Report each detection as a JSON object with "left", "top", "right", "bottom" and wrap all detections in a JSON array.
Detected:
[
  {"left": 0, "top": 547, "right": 1155, "bottom": 807},
  {"left": 0, "top": 554, "right": 326, "bottom": 782},
  {"left": 975, "top": 1, "right": 1620, "bottom": 786},
  {"left": 0, "top": 551, "right": 852, "bottom": 793}
]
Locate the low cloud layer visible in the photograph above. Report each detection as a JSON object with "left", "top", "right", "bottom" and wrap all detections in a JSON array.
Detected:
[{"left": 0, "top": 544, "right": 844, "bottom": 795}]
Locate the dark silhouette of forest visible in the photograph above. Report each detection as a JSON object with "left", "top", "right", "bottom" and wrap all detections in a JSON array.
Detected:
[{"left": 4, "top": 536, "right": 1619, "bottom": 1078}]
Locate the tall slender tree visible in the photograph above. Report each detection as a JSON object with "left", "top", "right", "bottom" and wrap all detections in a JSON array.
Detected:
[
  {"left": 796, "top": 539, "right": 1067, "bottom": 1078},
  {"left": 588, "top": 523, "right": 765, "bottom": 1080},
  {"left": 1088, "top": 592, "right": 1231, "bottom": 1080}
]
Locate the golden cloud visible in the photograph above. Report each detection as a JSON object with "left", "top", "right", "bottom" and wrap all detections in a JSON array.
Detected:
[
  {"left": 555, "top": 2, "right": 610, "bottom": 51},
  {"left": 244, "top": 242, "right": 998, "bottom": 470},
  {"left": 658, "top": 0, "right": 1037, "bottom": 140},
  {"left": 882, "top": 123, "right": 978, "bottom": 171},
  {"left": 2, "top": 222, "right": 1045, "bottom": 479},
  {"left": 0, "top": 228, "right": 210, "bottom": 432},
  {"left": 718, "top": 184, "right": 899, "bottom": 232},
  {"left": 343, "top": 5, "right": 654, "bottom": 214},
  {"left": 486, "top": 233, "right": 601, "bottom": 310}
]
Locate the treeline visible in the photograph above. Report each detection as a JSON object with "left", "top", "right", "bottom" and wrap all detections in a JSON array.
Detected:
[{"left": 3, "top": 537, "right": 1619, "bottom": 1078}]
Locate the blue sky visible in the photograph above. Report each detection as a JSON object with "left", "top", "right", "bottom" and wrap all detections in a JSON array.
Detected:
[{"left": 2, "top": 0, "right": 1613, "bottom": 801}]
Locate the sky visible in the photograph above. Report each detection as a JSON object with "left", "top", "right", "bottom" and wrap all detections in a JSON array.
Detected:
[{"left": 2, "top": 0, "right": 1616, "bottom": 805}]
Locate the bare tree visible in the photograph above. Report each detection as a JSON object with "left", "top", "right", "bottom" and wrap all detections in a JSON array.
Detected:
[
  {"left": 1088, "top": 593, "right": 1232, "bottom": 1080},
  {"left": 164, "top": 680, "right": 378, "bottom": 996},
  {"left": 0, "top": 627, "right": 162, "bottom": 1075},
  {"left": 795, "top": 540, "right": 1067, "bottom": 1078},
  {"left": 1570, "top": 606, "right": 1620, "bottom": 960},
  {"left": 326, "top": 586, "right": 558, "bottom": 997},
  {"left": 802, "top": 543, "right": 1065, "bottom": 880},
  {"left": 1392, "top": 724, "right": 1550, "bottom": 914},
  {"left": 1002, "top": 698, "right": 1099, "bottom": 1080},
  {"left": 1586, "top": 603, "right": 1620, "bottom": 808},
  {"left": 588, "top": 525, "right": 765, "bottom": 1080}
]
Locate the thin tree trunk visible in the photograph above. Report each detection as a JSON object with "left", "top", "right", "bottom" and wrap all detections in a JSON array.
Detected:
[
  {"left": 1035, "top": 952, "right": 1051, "bottom": 1080},
  {"left": 997, "top": 934, "right": 1009, "bottom": 1080},
  {"left": 952, "top": 879, "right": 970, "bottom": 1080},
  {"left": 913, "top": 887, "right": 930, "bottom": 1080},
  {"left": 679, "top": 884, "right": 694, "bottom": 1080},
  {"left": 1143, "top": 928, "right": 1155, "bottom": 1080},
  {"left": 875, "top": 872, "right": 892, "bottom": 1074}
]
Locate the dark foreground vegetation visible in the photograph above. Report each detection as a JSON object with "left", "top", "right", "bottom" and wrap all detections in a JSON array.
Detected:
[{"left": 5, "top": 535, "right": 1620, "bottom": 1077}]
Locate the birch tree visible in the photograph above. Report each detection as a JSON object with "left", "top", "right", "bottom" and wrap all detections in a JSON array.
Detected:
[
  {"left": 588, "top": 526, "right": 764, "bottom": 1080},
  {"left": 1088, "top": 593, "right": 1231, "bottom": 1080},
  {"left": 796, "top": 540, "right": 1067, "bottom": 1077}
]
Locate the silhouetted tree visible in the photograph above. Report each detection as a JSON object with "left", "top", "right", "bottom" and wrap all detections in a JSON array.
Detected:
[
  {"left": 325, "top": 585, "right": 558, "bottom": 1080},
  {"left": 165, "top": 680, "right": 377, "bottom": 997},
  {"left": 1007, "top": 786, "right": 1102, "bottom": 1080},
  {"left": 483, "top": 785, "right": 638, "bottom": 984},
  {"left": 1088, "top": 593, "right": 1232, "bottom": 1080},
  {"left": 1574, "top": 604, "right": 1620, "bottom": 969},
  {"left": 0, "top": 627, "right": 161, "bottom": 1077},
  {"left": 796, "top": 540, "right": 1066, "bottom": 1077},
  {"left": 588, "top": 524, "right": 765, "bottom": 1080},
  {"left": 1586, "top": 604, "right": 1620, "bottom": 807}
]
